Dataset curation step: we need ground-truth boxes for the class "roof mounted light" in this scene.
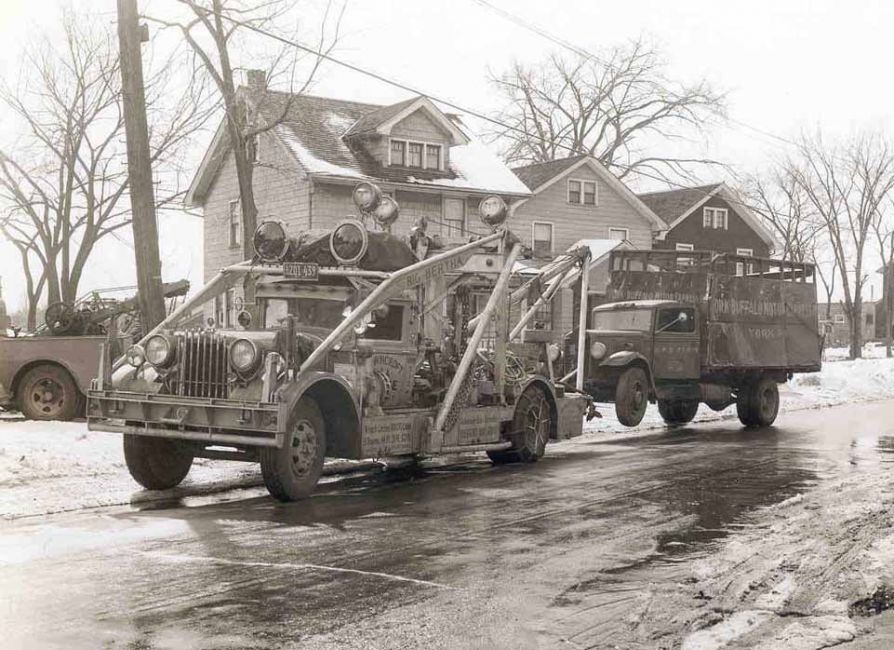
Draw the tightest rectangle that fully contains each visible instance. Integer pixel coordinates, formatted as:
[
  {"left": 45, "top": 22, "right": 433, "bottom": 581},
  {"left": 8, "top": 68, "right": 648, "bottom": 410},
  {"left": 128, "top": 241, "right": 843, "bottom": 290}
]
[
  {"left": 478, "top": 195, "right": 508, "bottom": 228},
  {"left": 372, "top": 195, "right": 400, "bottom": 228},
  {"left": 253, "top": 220, "right": 290, "bottom": 262},
  {"left": 330, "top": 219, "right": 368, "bottom": 266},
  {"left": 352, "top": 182, "right": 383, "bottom": 213}
]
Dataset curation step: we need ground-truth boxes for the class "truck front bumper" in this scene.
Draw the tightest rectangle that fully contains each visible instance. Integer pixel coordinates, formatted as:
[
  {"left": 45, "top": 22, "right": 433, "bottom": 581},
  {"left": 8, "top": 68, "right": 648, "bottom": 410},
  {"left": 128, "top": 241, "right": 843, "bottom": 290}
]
[{"left": 87, "top": 389, "right": 283, "bottom": 448}]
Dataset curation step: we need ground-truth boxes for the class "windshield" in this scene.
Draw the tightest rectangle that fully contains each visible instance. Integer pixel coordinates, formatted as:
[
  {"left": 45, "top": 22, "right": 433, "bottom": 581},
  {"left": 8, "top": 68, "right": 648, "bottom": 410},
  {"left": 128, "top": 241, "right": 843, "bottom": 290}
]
[
  {"left": 264, "top": 298, "right": 346, "bottom": 330},
  {"left": 591, "top": 309, "right": 652, "bottom": 332}
]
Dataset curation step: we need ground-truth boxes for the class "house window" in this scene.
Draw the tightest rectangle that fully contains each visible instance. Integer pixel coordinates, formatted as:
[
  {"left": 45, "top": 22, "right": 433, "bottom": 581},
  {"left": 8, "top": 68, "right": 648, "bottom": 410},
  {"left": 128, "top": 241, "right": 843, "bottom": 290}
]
[
  {"left": 703, "top": 207, "right": 728, "bottom": 230},
  {"left": 567, "top": 179, "right": 597, "bottom": 205},
  {"left": 531, "top": 300, "right": 553, "bottom": 330},
  {"left": 425, "top": 144, "right": 441, "bottom": 170},
  {"left": 248, "top": 133, "right": 260, "bottom": 164},
  {"left": 608, "top": 228, "right": 629, "bottom": 241},
  {"left": 391, "top": 140, "right": 406, "bottom": 166},
  {"left": 675, "top": 242, "right": 694, "bottom": 267},
  {"left": 532, "top": 222, "right": 554, "bottom": 257},
  {"left": 444, "top": 198, "right": 465, "bottom": 236},
  {"left": 735, "top": 248, "right": 753, "bottom": 277},
  {"left": 228, "top": 200, "right": 241, "bottom": 248},
  {"left": 834, "top": 314, "right": 846, "bottom": 324},
  {"left": 407, "top": 142, "right": 423, "bottom": 168}
]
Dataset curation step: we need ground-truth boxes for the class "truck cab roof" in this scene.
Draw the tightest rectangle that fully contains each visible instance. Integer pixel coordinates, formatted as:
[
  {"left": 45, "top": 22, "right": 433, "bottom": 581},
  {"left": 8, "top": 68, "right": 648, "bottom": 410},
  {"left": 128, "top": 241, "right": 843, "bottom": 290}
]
[{"left": 592, "top": 299, "right": 684, "bottom": 312}]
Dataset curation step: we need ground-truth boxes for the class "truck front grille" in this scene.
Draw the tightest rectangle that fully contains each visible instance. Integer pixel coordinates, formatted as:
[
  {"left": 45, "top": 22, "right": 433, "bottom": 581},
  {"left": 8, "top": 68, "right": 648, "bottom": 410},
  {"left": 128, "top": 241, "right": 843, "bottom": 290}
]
[{"left": 176, "top": 331, "right": 229, "bottom": 398}]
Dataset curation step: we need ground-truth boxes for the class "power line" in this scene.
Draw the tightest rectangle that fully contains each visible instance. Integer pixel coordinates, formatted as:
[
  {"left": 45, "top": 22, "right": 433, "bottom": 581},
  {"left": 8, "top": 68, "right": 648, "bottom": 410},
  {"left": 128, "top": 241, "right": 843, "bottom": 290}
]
[{"left": 209, "top": 12, "right": 850, "bottom": 237}]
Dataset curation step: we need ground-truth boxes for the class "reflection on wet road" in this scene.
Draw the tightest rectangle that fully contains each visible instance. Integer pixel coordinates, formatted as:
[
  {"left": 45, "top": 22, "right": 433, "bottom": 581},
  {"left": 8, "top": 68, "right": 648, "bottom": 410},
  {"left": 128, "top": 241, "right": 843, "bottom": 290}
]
[{"left": 3, "top": 401, "right": 894, "bottom": 649}]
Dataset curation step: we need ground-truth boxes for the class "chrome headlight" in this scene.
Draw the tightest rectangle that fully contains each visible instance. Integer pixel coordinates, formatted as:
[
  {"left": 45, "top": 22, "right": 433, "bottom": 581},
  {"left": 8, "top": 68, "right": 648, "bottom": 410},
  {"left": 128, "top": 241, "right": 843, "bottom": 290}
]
[
  {"left": 589, "top": 341, "right": 607, "bottom": 360},
  {"left": 126, "top": 344, "right": 146, "bottom": 368},
  {"left": 144, "top": 334, "right": 175, "bottom": 367},
  {"left": 330, "top": 219, "right": 368, "bottom": 265},
  {"left": 229, "top": 338, "right": 260, "bottom": 374}
]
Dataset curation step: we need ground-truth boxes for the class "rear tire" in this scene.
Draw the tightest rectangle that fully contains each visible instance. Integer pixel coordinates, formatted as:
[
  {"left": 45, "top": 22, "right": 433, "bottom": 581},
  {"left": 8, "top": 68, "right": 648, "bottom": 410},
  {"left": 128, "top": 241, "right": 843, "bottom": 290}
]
[
  {"left": 657, "top": 399, "right": 699, "bottom": 425},
  {"left": 488, "top": 384, "right": 551, "bottom": 465},
  {"left": 615, "top": 367, "right": 649, "bottom": 427},
  {"left": 736, "top": 378, "right": 779, "bottom": 427},
  {"left": 123, "top": 434, "right": 194, "bottom": 490},
  {"left": 17, "top": 364, "right": 81, "bottom": 421},
  {"left": 260, "top": 398, "right": 326, "bottom": 502}
]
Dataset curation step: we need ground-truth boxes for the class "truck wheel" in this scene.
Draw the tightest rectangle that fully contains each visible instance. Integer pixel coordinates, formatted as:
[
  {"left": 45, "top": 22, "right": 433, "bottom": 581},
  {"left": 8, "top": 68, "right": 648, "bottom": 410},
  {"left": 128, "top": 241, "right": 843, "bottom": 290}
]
[
  {"left": 123, "top": 434, "right": 194, "bottom": 490},
  {"left": 736, "top": 378, "right": 779, "bottom": 427},
  {"left": 615, "top": 367, "right": 649, "bottom": 427},
  {"left": 17, "top": 364, "right": 81, "bottom": 421},
  {"left": 657, "top": 399, "right": 699, "bottom": 425},
  {"left": 488, "top": 384, "right": 551, "bottom": 464},
  {"left": 260, "top": 398, "right": 326, "bottom": 502}
]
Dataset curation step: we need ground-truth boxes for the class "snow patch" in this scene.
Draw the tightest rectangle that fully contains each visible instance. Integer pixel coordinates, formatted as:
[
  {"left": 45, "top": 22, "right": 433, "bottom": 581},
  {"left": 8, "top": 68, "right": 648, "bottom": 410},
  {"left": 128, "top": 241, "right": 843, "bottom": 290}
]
[{"left": 682, "top": 610, "right": 772, "bottom": 650}]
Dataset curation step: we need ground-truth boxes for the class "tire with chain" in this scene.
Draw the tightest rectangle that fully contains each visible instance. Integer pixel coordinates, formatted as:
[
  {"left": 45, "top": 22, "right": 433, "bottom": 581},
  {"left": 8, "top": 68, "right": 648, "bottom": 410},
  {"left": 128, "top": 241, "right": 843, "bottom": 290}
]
[
  {"left": 657, "top": 399, "right": 699, "bottom": 425},
  {"left": 488, "top": 384, "right": 551, "bottom": 464},
  {"left": 123, "top": 434, "right": 193, "bottom": 490},
  {"left": 615, "top": 366, "right": 649, "bottom": 427},
  {"left": 260, "top": 397, "right": 326, "bottom": 502}
]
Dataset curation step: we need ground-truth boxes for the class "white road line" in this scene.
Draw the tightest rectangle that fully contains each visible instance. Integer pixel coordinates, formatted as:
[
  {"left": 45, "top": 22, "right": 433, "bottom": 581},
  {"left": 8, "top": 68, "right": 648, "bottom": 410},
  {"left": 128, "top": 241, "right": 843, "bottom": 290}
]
[{"left": 140, "top": 551, "right": 452, "bottom": 589}]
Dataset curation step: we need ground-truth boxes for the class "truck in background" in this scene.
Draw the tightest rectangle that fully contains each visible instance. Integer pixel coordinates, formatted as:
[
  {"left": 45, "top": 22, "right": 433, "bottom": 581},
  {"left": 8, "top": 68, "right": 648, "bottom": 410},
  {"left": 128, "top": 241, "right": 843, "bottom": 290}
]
[{"left": 568, "top": 249, "right": 821, "bottom": 428}]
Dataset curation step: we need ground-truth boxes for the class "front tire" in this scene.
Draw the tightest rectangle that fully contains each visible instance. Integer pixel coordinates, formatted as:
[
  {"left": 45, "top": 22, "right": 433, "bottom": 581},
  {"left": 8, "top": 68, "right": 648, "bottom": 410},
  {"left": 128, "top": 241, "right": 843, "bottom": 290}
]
[
  {"left": 260, "top": 398, "right": 326, "bottom": 502},
  {"left": 123, "top": 434, "right": 194, "bottom": 490},
  {"left": 488, "top": 384, "right": 551, "bottom": 464},
  {"left": 615, "top": 367, "right": 649, "bottom": 426},
  {"left": 736, "top": 378, "right": 779, "bottom": 427},
  {"left": 657, "top": 399, "right": 699, "bottom": 425},
  {"left": 17, "top": 364, "right": 81, "bottom": 421}
]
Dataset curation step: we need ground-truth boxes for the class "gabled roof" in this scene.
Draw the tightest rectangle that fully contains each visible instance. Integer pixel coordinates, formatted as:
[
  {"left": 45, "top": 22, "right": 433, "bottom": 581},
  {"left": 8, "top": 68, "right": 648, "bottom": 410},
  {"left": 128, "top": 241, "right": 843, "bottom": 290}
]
[
  {"left": 343, "top": 96, "right": 468, "bottom": 144},
  {"left": 186, "top": 91, "right": 528, "bottom": 207},
  {"left": 637, "top": 182, "right": 777, "bottom": 250},
  {"left": 510, "top": 155, "right": 666, "bottom": 231},
  {"left": 637, "top": 184, "right": 723, "bottom": 226}
]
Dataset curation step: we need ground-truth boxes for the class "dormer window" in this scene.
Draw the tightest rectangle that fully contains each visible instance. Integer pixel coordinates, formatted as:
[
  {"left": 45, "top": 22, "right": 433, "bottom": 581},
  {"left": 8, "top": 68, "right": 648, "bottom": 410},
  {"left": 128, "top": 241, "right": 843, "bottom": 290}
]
[{"left": 389, "top": 138, "right": 443, "bottom": 170}]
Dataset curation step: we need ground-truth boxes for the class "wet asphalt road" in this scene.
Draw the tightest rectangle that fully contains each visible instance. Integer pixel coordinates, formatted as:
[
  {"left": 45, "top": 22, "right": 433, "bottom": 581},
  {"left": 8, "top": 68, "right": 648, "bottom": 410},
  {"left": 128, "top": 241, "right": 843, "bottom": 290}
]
[{"left": 3, "top": 400, "right": 894, "bottom": 649}]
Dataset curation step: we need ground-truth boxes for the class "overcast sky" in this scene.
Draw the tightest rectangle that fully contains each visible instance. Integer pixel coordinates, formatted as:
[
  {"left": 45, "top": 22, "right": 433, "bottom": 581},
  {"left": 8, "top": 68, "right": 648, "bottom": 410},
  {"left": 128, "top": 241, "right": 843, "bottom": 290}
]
[{"left": 1, "top": 0, "right": 893, "bottom": 313}]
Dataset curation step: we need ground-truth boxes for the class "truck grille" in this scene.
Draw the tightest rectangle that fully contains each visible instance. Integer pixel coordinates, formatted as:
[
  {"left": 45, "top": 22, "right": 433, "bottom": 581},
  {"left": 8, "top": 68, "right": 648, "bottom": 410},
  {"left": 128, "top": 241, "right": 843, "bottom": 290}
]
[{"left": 176, "top": 331, "right": 229, "bottom": 398}]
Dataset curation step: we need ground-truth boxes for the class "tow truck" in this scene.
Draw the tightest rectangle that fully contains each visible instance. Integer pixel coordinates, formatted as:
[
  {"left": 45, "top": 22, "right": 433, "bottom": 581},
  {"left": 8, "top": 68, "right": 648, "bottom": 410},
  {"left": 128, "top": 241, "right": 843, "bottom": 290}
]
[{"left": 87, "top": 183, "right": 593, "bottom": 501}]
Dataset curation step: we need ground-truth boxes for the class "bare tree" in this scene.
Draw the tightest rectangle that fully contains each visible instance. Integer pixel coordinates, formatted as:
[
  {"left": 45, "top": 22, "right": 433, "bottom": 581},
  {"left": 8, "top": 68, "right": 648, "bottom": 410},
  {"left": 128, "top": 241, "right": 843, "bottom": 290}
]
[
  {"left": 0, "top": 10, "right": 214, "bottom": 329},
  {"left": 744, "top": 165, "right": 823, "bottom": 264},
  {"left": 487, "top": 39, "right": 727, "bottom": 182},
  {"left": 791, "top": 131, "right": 894, "bottom": 359},
  {"left": 147, "top": 0, "right": 344, "bottom": 259},
  {"left": 871, "top": 197, "right": 894, "bottom": 356}
]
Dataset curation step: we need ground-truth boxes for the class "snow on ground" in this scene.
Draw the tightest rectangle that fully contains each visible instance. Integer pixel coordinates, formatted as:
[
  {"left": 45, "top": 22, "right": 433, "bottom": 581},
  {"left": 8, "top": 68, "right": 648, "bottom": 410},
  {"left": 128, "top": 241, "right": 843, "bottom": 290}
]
[{"left": 2, "top": 354, "right": 894, "bottom": 520}]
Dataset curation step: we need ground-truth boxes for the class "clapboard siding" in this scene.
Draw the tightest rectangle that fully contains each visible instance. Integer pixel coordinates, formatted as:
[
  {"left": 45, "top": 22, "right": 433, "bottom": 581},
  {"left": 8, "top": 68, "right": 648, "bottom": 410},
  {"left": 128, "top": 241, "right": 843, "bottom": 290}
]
[
  {"left": 203, "top": 131, "right": 309, "bottom": 282},
  {"left": 653, "top": 195, "right": 771, "bottom": 256},
  {"left": 511, "top": 164, "right": 654, "bottom": 256}
]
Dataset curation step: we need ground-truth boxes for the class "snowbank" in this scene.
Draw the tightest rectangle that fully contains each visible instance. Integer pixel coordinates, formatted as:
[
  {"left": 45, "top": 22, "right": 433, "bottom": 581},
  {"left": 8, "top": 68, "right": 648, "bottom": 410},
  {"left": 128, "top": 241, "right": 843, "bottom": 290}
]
[{"left": 2, "top": 356, "right": 894, "bottom": 519}]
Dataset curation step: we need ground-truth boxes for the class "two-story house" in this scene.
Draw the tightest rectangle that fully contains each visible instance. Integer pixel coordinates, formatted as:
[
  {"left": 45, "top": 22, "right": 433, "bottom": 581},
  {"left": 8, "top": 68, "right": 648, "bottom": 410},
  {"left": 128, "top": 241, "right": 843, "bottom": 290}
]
[
  {"left": 185, "top": 72, "right": 530, "bottom": 326},
  {"left": 637, "top": 182, "right": 776, "bottom": 267},
  {"left": 509, "top": 154, "right": 666, "bottom": 343}
]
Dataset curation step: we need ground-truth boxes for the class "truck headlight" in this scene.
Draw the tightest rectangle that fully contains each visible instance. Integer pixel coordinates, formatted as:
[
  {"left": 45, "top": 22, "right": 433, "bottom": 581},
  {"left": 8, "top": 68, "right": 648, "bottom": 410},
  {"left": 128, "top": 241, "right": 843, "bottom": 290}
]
[
  {"left": 229, "top": 338, "right": 260, "bottom": 374},
  {"left": 145, "top": 334, "right": 175, "bottom": 368},
  {"left": 589, "top": 341, "right": 607, "bottom": 360}
]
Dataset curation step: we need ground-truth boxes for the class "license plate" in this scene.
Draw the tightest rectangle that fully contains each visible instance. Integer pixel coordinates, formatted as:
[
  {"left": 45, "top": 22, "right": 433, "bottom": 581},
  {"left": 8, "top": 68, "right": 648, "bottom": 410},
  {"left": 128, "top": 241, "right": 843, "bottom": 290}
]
[{"left": 283, "top": 262, "right": 319, "bottom": 281}]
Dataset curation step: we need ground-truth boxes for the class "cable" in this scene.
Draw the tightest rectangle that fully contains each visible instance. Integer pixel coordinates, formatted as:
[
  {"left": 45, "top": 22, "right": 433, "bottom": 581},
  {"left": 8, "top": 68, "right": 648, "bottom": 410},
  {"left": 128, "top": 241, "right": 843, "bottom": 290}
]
[{"left": 208, "top": 11, "right": 851, "bottom": 237}]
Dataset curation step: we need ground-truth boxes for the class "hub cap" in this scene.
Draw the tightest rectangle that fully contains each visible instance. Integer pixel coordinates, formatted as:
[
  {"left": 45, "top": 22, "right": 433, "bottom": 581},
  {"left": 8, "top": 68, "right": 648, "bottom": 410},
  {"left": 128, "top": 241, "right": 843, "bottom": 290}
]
[
  {"left": 30, "top": 378, "right": 66, "bottom": 417},
  {"left": 289, "top": 419, "right": 318, "bottom": 477}
]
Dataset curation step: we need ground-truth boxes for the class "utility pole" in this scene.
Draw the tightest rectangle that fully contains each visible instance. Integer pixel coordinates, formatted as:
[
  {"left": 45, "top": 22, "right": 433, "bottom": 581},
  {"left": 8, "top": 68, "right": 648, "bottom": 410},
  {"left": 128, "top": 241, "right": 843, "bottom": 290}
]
[{"left": 117, "top": 0, "right": 166, "bottom": 330}]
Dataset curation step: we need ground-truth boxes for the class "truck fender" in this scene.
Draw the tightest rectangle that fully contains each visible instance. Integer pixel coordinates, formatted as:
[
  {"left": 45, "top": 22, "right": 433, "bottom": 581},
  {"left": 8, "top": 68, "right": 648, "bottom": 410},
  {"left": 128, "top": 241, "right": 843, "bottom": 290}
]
[
  {"left": 517, "top": 375, "right": 559, "bottom": 439},
  {"left": 276, "top": 371, "right": 362, "bottom": 458},
  {"left": 599, "top": 352, "right": 657, "bottom": 394}
]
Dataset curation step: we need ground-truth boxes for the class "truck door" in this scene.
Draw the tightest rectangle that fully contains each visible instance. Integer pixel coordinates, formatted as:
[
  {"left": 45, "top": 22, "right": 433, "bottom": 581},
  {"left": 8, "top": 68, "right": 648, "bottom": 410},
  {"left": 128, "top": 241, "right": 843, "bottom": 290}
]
[{"left": 652, "top": 306, "right": 700, "bottom": 380}]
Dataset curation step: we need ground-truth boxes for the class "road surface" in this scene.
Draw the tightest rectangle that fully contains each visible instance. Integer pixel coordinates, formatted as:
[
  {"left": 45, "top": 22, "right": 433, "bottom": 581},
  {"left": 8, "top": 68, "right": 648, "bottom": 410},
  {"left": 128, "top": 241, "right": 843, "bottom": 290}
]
[{"left": 3, "top": 400, "right": 894, "bottom": 649}]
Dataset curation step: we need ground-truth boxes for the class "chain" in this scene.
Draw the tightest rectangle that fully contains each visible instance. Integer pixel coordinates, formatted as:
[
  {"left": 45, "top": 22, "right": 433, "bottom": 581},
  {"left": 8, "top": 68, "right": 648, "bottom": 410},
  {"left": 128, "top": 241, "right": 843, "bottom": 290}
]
[{"left": 441, "top": 287, "right": 474, "bottom": 434}]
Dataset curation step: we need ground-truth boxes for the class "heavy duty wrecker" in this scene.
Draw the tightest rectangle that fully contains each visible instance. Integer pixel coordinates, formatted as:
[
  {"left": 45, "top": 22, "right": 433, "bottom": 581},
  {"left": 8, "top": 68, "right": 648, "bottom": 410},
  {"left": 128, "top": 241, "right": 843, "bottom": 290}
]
[{"left": 87, "top": 183, "right": 593, "bottom": 501}]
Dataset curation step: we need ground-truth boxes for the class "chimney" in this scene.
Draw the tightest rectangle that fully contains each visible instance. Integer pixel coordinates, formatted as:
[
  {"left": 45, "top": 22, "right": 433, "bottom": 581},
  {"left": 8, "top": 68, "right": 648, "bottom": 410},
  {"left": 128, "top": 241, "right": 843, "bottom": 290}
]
[{"left": 244, "top": 69, "right": 267, "bottom": 92}]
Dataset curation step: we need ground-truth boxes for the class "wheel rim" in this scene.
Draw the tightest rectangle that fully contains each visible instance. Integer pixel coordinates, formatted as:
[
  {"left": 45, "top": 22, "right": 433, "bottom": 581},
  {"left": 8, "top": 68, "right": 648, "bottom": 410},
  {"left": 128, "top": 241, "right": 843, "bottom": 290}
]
[
  {"left": 631, "top": 381, "right": 646, "bottom": 414},
  {"left": 289, "top": 418, "right": 318, "bottom": 478},
  {"left": 29, "top": 377, "right": 66, "bottom": 417},
  {"left": 523, "top": 394, "right": 550, "bottom": 451}
]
